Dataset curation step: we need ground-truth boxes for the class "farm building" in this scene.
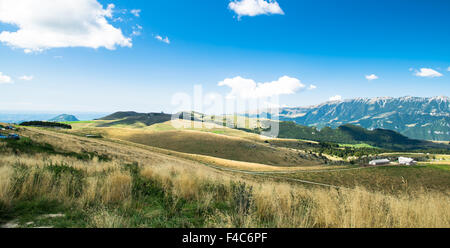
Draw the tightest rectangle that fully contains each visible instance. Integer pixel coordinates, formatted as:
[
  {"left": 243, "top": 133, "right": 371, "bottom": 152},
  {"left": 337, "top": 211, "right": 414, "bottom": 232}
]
[
  {"left": 369, "top": 159, "right": 390, "bottom": 166},
  {"left": 398, "top": 157, "right": 417, "bottom": 166}
]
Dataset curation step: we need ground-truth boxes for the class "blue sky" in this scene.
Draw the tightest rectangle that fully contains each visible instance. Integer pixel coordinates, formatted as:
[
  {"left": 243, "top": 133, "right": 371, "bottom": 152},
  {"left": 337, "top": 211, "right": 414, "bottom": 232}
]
[{"left": 0, "top": 0, "right": 449, "bottom": 114}]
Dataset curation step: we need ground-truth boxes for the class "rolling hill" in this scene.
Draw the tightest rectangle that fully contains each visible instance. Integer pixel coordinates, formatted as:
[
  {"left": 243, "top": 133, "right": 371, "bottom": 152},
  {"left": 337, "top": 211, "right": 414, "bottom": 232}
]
[
  {"left": 95, "top": 111, "right": 268, "bottom": 130},
  {"left": 87, "top": 111, "right": 449, "bottom": 152},
  {"left": 88, "top": 127, "right": 327, "bottom": 167},
  {"left": 2, "top": 125, "right": 449, "bottom": 228},
  {"left": 96, "top": 111, "right": 172, "bottom": 127}
]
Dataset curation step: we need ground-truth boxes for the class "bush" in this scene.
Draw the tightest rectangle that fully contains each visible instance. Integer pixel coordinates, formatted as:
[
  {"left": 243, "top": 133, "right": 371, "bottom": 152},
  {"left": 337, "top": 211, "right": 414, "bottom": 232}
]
[
  {"left": 20, "top": 121, "right": 72, "bottom": 129},
  {"left": 230, "top": 182, "right": 254, "bottom": 226}
]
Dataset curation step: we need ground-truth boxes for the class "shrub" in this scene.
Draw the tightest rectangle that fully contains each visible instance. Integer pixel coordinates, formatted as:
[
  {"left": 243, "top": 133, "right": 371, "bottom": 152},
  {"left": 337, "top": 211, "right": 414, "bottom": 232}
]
[{"left": 230, "top": 182, "right": 254, "bottom": 226}]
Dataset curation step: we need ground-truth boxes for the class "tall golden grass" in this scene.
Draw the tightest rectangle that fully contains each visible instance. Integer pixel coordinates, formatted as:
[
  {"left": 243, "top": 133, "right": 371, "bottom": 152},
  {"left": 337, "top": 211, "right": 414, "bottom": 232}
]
[
  {"left": 1, "top": 153, "right": 449, "bottom": 227},
  {"left": 0, "top": 127, "right": 449, "bottom": 228},
  {"left": 0, "top": 155, "right": 132, "bottom": 208}
]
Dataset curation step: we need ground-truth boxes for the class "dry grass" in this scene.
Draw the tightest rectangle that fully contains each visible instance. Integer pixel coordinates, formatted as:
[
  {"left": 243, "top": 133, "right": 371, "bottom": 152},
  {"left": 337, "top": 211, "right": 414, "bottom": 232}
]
[
  {"left": 109, "top": 135, "right": 338, "bottom": 172},
  {"left": 101, "top": 171, "right": 133, "bottom": 205},
  {"left": 205, "top": 182, "right": 450, "bottom": 228},
  {"left": 0, "top": 155, "right": 132, "bottom": 208},
  {"left": 70, "top": 119, "right": 265, "bottom": 141},
  {"left": 0, "top": 127, "right": 449, "bottom": 228},
  {"left": 68, "top": 123, "right": 338, "bottom": 171},
  {"left": 93, "top": 128, "right": 324, "bottom": 167},
  {"left": 88, "top": 209, "right": 130, "bottom": 228},
  {"left": 0, "top": 166, "right": 14, "bottom": 205}
]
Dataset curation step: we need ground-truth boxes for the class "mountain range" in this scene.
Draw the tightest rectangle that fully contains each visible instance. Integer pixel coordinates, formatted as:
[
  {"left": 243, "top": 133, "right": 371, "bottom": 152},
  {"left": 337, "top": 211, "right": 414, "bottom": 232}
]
[{"left": 273, "top": 96, "right": 450, "bottom": 141}]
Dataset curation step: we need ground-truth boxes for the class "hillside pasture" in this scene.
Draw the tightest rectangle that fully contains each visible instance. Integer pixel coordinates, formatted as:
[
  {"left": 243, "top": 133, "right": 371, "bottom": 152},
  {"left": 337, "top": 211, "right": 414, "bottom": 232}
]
[
  {"left": 0, "top": 127, "right": 449, "bottom": 228},
  {"left": 282, "top": 165, "right": 450, "bottom": 194},
  {"left": 98, "top": 128, "right": 325, "bottom": 167}
]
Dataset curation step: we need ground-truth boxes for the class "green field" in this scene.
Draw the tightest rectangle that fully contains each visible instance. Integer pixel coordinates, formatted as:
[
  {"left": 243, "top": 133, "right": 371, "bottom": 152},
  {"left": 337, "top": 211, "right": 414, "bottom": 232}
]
[
  {"left": 339, "top": 143, "right": 377, "bottom": 149},
  {"left": 424, "top": 163, "right": 450, "bottom": 171},
  {"left": 62, "top": 121, "right": 97, "bottom": 124}
]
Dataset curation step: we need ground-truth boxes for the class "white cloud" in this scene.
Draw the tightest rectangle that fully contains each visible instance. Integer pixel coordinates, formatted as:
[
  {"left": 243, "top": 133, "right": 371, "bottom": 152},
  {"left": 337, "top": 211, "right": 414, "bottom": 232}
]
[
  {"left": 414, "top": 68, "right": 443, "bottom": 78},
  {"left": 308, "top": 84, "right": 317, "bottom": 90},
  {"left": 0, "top": 72, "right": 12, "bottom": 84},
  {"left": 365, "top": 74, "right": 379, "bottom": 81},
  {"left": 329, "top": 95, "right": 342, "bottom": 101},
  {"left": 0, "top": 0, "right": 132, "bottom": 53},
  {"left": 447, "top": 66, "right": 450, "bottom": 72},
  {"left": 229, "top": 0, "right": 284, "bottom": 18},
  {"left": 19, "top": 75, "right": 33, "bottom": 81},
  {"left": 113, "top": 17, "right": 124, "bottom": 23},
  {"left": 131, "top": 25, "right": 143, "bottom": 37},
  {"left": 218, "top": 76, "right": 305, "bottom": 99},
  {"left": 130, "top": 9, "right": 141, "bottom": 17},
  {"left": 155, "top": 35, "right": 170, "bottom": 44}
]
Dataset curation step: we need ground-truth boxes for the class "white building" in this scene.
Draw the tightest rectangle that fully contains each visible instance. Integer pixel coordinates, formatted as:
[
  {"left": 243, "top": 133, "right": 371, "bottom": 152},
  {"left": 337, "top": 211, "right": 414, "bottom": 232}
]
[
  {"left": 369, "top": 159, "right": 390, "bottom": 166},
  {"left": 398, "top": 157, "right": 417, "bottom": 166}
]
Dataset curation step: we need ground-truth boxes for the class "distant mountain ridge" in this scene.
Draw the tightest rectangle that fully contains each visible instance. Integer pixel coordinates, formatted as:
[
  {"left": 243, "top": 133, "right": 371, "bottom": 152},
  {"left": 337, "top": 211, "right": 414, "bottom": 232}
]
[
  {"left": 48, "top": 114, "right": 79, "bottom": 122},
  {"left": 274, "top": 96, "right": 450, "bottom": 141},
  {"left": 97, "top": 111, "right": 172, "bottom": 127}
]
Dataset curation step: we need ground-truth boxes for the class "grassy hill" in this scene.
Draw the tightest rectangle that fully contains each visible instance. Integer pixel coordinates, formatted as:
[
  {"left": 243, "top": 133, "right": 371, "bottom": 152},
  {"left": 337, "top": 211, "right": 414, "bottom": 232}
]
[
  {"left": 0, "top": 125, "right": 449, "bottom": 228},
  {"left": 93, "top": 127, "right": 327, "bottom": 167},
  {"left": 70, "top": 111, "right": 449, "bottom": 159},
  {"left": 96, "top": 112, "right": 172, "bottom": 127},
  {"left": 97, "top": 111, "right": 270, "bottom": 129}
]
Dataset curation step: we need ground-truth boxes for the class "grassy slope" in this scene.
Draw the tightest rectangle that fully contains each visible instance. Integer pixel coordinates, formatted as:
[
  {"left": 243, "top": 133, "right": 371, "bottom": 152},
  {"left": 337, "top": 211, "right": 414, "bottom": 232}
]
[
  {"left": 339, "top": 143, "right": 377, "bottom": 149},
  {"left": 68, "top": 119, "right": 329, "bottom": 167},
  {"left": 1, "top": 126, "right": 449, "bottom": 228},
  {"left": 99, "top": 128, "right": 323, "bottom": 167},
  {"left": 66, "top": 119, "right": 450, "bottom": 193},
  {"left": 67, "top": 121, "right": 450, "bottom": 193},
  {"left": 283, "top": 165, "right": 450, "bottom": 194},
  {"left": 0, "top": 127, "right": 235, "bottom": 228},
  {"left": 70, "top": 111, "right": 450, "bottom": 151}
]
